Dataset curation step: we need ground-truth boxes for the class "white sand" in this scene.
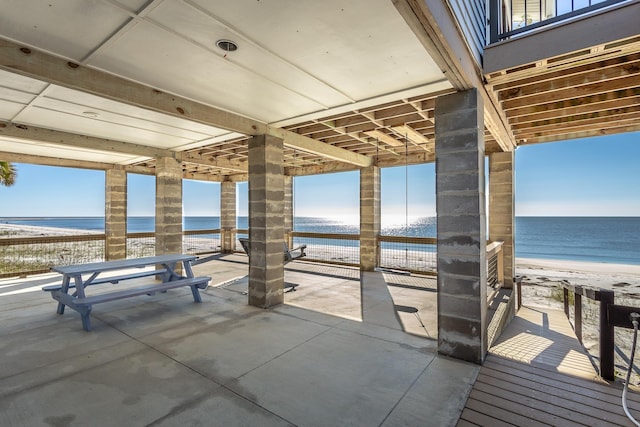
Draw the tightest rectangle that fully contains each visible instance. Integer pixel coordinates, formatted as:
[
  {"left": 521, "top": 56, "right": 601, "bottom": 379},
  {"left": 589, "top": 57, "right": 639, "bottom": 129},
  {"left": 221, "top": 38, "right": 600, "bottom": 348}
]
[
  {"left": 517, "top": 257, "right": 640, "bottom": 292},
  {"left": 0, "top": 223, "right": 102, "bottom": 237}
]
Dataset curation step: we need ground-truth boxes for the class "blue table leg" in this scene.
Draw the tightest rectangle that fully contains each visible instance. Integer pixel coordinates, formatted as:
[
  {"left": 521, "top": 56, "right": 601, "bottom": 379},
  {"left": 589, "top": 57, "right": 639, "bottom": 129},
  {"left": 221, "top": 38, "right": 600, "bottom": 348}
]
[{"left": 57, "top": 276, "right": 70, "bottom": 314}]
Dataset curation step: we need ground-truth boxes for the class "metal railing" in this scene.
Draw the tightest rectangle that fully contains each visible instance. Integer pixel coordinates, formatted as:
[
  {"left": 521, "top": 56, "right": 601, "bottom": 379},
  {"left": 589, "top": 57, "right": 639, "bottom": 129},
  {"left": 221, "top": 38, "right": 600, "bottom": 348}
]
[
  {"left": 0, "top": 234, "right": 106, "bottom": 278},
  {"left": 487, "top": 241, "right": 505, "bottom": 300},
  {"left": 489, "top": 0, "right": 627, "bottom": 42},
  {"left": 0, "top": 229, "right": 223, "bottom": 277},
  {"left": 378, "top": 235, "right": 437, "bottom": 275},
  {"left": 290, "top": 232, "right": 360, "bottom": 267},
  {"left": 1, "top": 229, "right": 506, "bottom": 291}
]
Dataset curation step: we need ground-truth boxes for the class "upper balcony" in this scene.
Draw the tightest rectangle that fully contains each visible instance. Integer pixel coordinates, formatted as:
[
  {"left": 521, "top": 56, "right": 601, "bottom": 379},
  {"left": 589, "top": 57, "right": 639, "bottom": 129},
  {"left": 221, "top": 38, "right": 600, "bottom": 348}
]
[{"left": 489, "top": 0, "right": 632, "bottom": 43}]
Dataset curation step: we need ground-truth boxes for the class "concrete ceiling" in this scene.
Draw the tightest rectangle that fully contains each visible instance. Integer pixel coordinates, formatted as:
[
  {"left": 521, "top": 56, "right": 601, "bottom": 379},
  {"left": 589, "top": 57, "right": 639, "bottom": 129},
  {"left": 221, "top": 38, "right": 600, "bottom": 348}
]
[{"left": 0, "top": 0, "right": 451, "bottom": 167}]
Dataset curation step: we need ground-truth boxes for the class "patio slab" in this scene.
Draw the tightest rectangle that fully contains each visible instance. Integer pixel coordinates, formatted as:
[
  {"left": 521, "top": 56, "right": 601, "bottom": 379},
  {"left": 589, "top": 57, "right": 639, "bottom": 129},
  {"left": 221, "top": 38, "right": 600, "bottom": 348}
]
[{"left": 0, "top": 257, "right": 478, "bottom": 426}]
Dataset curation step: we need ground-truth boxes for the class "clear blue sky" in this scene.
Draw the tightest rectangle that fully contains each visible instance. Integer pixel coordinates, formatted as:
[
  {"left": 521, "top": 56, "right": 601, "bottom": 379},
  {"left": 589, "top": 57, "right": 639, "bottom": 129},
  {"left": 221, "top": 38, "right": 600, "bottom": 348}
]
[{"left": 1, "top": 132, "right": 638, "bottom": 218}]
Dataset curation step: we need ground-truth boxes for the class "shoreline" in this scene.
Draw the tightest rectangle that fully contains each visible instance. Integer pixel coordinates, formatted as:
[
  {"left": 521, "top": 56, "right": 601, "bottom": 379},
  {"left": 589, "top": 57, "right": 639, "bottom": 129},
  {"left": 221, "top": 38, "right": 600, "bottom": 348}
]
[{"left": 3, "top": 223, "right": 640, "bottom": 289}]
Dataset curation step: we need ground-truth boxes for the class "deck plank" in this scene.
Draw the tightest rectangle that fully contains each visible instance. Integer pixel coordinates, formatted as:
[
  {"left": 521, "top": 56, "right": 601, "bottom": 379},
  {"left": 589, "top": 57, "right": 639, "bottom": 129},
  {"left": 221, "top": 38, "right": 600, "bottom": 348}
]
[{"left": 457, "top": 305, "right": 640, "bottom": 426}]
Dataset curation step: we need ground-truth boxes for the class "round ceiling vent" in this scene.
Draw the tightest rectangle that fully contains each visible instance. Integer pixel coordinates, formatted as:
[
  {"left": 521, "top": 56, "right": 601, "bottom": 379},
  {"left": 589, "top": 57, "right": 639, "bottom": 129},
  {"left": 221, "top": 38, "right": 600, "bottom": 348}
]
[{"left": 216, "top": 39, "right": 238, "bottom": 52}]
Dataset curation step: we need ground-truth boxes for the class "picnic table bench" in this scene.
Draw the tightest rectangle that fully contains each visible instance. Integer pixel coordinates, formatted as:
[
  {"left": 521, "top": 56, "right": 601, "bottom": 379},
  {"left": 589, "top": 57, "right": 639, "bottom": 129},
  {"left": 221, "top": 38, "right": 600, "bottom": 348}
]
[{"left": 43, "top": 254, "right": 210, "bottom": 331}]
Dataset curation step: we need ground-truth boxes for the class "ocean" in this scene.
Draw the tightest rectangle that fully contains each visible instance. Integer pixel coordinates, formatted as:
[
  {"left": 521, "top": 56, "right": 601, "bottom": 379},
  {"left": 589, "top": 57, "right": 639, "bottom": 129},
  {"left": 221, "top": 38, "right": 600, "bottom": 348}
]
[{"left": 1, "top": 216, "right": 638, "bottom": 265}]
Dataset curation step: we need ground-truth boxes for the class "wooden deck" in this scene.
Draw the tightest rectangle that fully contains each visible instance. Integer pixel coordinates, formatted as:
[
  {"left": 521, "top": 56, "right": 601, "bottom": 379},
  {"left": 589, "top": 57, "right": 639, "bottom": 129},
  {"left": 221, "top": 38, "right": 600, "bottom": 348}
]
[{"left": 458, "top": 306, "right": 640, "bottom": 426}]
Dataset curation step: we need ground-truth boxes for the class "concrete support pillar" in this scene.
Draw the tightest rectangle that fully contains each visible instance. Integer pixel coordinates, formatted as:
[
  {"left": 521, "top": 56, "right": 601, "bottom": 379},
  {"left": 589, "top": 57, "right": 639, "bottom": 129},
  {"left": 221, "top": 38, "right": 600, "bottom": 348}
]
[
  {"left": 284, "top": 175, "right": 294, "bottom": 248},
  {"left": 360, "top": 166, "right": 381, "bottom": 271},
  {"left": 105, "top": 168, "right": 127, "bottom": 260},
  {"left": 435, "top": 89, "right": 487, "bottom": 364},
  {"left": 248, "top": 134, "right": 285, "bottom": 308},
  {"left": 220, "top": 180, "right": 237, "bottom": 253},
  {"left": 489, "top": 151, "right": 515, "bottom": 289},
  {"left": 155, "top": 157, "right": 182, "bottom": 255}
]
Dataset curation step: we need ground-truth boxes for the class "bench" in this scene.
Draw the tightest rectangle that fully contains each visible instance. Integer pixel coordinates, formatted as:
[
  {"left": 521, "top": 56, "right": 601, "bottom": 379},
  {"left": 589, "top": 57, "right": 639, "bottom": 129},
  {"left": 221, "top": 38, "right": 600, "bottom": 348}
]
[
  {"left": 45, "top": 254, "right": 209, "bottom": 331},
  {"left": 238, "top": 238, "right": 307, "bottom": 263},
  {"left": 237, "top": 238, "right": 305, "bottom": 292},
  {"left": 42, "top": 268, "right": 169, "bottom": 292}
]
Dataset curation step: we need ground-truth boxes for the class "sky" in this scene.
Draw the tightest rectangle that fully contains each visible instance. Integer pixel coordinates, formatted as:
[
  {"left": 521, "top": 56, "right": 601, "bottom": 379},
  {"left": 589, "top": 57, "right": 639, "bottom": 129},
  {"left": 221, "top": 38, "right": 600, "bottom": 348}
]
[{"left": 0, "top": 132, "right": 638, "bottom": 218}]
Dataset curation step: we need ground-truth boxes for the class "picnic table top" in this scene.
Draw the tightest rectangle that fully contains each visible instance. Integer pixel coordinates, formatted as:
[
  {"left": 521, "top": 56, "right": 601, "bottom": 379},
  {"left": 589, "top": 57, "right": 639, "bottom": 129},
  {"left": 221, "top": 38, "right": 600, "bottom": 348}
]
[{"left": 51, "top": 254, "right": 196, "bottom": 275}]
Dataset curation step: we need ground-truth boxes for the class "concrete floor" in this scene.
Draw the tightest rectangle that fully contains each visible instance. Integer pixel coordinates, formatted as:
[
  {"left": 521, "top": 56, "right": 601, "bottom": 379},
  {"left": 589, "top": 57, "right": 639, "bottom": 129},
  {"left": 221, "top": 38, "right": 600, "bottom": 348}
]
[{"left": 0, "top": 255, "right": 478, "bottom": 427}]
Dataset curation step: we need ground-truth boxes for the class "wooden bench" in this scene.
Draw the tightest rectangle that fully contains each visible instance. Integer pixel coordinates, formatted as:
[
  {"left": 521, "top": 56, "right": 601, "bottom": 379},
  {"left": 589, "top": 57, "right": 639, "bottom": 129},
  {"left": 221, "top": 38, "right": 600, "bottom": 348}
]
[{"left": 45, "top": 254, "right": 210, "bottom": 331}]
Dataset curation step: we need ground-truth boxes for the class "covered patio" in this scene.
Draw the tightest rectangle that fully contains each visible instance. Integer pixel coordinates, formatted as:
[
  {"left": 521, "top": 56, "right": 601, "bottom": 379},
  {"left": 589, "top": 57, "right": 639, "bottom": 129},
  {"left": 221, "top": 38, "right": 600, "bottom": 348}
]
[{"left": 0, "top": 256, "right": 473, "bottom": 426}]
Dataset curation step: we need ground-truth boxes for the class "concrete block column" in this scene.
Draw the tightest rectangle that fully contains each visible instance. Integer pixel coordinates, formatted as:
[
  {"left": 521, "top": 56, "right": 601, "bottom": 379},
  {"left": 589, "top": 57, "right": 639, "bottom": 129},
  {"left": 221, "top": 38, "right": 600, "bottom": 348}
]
[
  {"left": 155, "top": 156, "right": 182, "bottom": 256},
  {"left": 284, "top": 175, "right": 294, "bottom": 248},
  {"left": 105, "top": 168, "right": 127, "bottom": 260},
  {"left": 220, "top": 180, "right": 236, "bottom": 253},
  {"left": 360, "top": 166, "right": 381, "bottom": 271},
  {"left": 435, "top": 89, "right": 487, "bottom": 364},
  {"left": 248, "top": 134, "right": 285, "bottom": 308},
  {"left": 489, "top": 151, "right": 515, "bottom": 289}
]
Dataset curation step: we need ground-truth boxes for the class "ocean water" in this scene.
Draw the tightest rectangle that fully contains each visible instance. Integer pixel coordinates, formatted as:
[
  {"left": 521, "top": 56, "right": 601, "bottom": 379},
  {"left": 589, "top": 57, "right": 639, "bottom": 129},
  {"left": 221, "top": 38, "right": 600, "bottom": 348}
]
[{"left": 1, "top": 216, "right": 639, "bottom": 265}]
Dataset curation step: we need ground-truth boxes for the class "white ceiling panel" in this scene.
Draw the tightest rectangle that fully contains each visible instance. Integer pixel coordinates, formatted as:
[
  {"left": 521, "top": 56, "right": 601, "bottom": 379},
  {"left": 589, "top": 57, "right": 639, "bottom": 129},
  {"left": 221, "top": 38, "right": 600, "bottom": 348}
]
[
  {"left": 0, "top": 69, "right": 49, "bottom": 94},
  {"left": 0, "top": 99, "right": 27, "bottom": 120},
  {"left": 16, "top": 106, "right": 196, "bottom": 149},
  {"left": 0, "top": 0, "right": 139, "bottom": 61},
  {"left": 0, "top": 136, "right": 139, "bottom": 164},
  {"left": 88, "top": 20, "right": 328, "bottom": 123},
  {"left": 146, "top": 0, "right": 354, "bottom": 107},
  {"left": 43, "top": 86, "right": 232, "bottom": 137},
  {"left": 30, "top": 97, "right": 213, "bottom": 142},
  {"left": 189, "top": 0, "right": 445, "bottom": 100},
  {"left": 0, "top": 86, "right": 38, "bottom": 105}
]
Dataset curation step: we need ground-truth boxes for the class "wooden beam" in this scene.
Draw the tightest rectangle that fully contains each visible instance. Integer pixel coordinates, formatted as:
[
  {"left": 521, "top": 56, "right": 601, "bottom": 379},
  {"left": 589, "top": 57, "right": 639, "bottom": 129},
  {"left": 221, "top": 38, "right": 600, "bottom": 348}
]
[
  {"left": 364, "top": 130, "right": 404, "bottom": 147},
  {"left": 268, "top": 127, "right": 372, "bottom": 167},
  {"left": 0, "top": 150, "right": 153, "bottom": 173},
  {"left": 180, "top": 153, "right": 247, "bottom": 172},
  {"left": 0, "top": 121, "right": 175, "bottom": 158},
  {"left": 391, "top": 124, "right": 431, "bottom": 145},
  {"left": 501, "top": 75, "right": 640, "bottom": 111},
  {"left": 393, "top": 0, "right": 516, "bottom": 152},
  {"left": 0, "top": 38, "right": 371, "bottom": 168},
  {"left": 498, "top": 59, "right": 640, "bottom": 102},
  {"left": 520, "top": 123, "right": 640, "bottom": 145}
]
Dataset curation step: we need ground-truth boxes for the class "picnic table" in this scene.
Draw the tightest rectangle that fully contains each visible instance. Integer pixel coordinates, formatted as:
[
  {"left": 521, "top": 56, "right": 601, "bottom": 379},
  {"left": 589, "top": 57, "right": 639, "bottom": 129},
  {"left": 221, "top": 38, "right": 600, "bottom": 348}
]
[{"left": 44, "top": 254, "right": 210, "bottom": 331}]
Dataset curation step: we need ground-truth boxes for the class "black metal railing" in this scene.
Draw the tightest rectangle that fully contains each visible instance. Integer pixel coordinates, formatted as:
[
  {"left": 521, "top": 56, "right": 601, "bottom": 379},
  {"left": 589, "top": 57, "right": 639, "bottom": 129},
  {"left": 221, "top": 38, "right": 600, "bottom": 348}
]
[{"left": 490, "top": 0, "right": 627, "bottom": 42}]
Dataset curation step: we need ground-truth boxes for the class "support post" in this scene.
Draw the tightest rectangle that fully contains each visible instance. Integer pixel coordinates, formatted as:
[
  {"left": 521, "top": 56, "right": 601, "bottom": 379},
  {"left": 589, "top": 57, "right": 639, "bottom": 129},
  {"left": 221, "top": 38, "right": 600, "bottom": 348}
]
[
  {"left": 360, "top": 166, "right": 381, "bottom": 271},
  {"left": 600, "top": 290, "right": 615, "bottom": 380},
  {"left": 489, "top": 151, "right": 515, "bottom": 289},
  {"left": 248, "top": 134, "right": 285, "bottom": 308},
  {"left": 575, "top": 292, "right": 583, "bottom": 344},
  {"left": 155, "top": 157, "right": 182, "bottom": 256},
  {"left": 220, "top": 180, "right": 236, "bottom": 253},
  {"left": 105, "top": 168, "right": 127, "bottom": 260},
  {"left": 284, "top": 175, "right": 294, "bottom": 248},
  {"left": 435, "top": 89, "right": 487, "bottom": 364}
]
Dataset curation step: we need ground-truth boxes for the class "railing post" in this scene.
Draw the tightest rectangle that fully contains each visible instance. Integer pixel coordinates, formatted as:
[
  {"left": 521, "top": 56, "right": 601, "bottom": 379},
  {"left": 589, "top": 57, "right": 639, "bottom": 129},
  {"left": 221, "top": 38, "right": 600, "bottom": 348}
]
[
  {"left": 600, "top": 289, "right": 615, "bottom": 381},
  {"left": 489, "top": 0, "right": 500, "bottom": 43},
  {"left": 516, "top": 277, "right": 522, "bottom": 309},
  {"left": 575, "top": 291, "right": 582, "bottom": 344},
  {"left": 563, "top": 288, "right": 569, "bottom": 317}
]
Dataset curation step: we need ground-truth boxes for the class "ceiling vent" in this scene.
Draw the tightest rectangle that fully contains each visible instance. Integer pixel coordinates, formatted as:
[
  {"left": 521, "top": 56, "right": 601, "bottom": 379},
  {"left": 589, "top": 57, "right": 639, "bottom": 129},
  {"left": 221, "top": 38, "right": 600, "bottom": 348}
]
[{"left": 216, "top": 39, "right": 238, "bottom": 52}]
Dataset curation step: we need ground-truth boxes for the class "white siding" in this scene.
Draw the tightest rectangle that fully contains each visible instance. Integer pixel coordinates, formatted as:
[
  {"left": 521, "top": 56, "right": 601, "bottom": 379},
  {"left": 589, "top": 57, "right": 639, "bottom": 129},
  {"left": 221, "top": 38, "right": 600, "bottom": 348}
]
[{"left": 448, "top": 0, "right": 486, "bottom": 66}]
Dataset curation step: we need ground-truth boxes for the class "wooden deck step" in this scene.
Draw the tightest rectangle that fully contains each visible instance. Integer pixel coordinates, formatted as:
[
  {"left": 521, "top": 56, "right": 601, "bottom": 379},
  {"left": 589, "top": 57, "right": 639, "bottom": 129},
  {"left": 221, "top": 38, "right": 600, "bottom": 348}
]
[{"left": 457, "top": 305, "right": 640, "bottom": 426}]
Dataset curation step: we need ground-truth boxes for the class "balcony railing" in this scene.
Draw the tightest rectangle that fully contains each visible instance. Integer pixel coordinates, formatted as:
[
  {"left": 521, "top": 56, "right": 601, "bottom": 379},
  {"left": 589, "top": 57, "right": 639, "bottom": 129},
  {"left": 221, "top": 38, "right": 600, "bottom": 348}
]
[
  {"left": 489, "top": 0, "right": 628, "bottom": 42},
  {"left": 1, "top": 230, "right": 504, "bottom": 292}
]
